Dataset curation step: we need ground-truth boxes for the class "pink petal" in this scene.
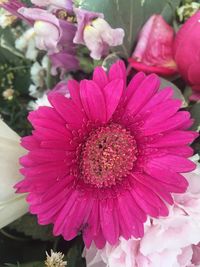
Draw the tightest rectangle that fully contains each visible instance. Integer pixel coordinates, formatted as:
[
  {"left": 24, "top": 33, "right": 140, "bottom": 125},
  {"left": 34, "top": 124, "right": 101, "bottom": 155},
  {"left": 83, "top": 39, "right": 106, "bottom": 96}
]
[
  {"left": 93, "top": 67, "right": 108, "bottom": 88},
  {"left": 67, "top": 79, "right": 83, "bottom": 109},
  {"left": 117, "top": 194, "right": 145, "bottom": 238},
  {"left": 125, "top": 72, "right": 146, "bottom": 101},
  {"left": 148, "top": 130, "right": 198, "bottom": 147},
  {"left": 63, "top": 196, "right": 94, "bottom": 240},
  {"left": 53, "top": 190, "right": 79, "bottom": 236},
  {"left": 40, "top": 140, "right": 76, "bottom": 151},
  {"left": 149, "top": 155, "right": 196, "bottom": 173},
  {"left": 131, "top": 181, "right": 168, "bottom": 217},
  {"left": 100, "top": 199, "right": 119, "bottom": 245},
  {"left": 142, "top": 111, "right": 191, "bottom": 136},
  {"left": 144, "top": 161, "right": 188, "bottom": 191},
  {"left": 93, "top": 227, "right": 106, "bottom": 249},
  {"left": 140, "top": 87, "right": 174, "bottom": 113},
  {"left": 21, "top": 136, "right": 39, "bottom": 150},
  {"left": 102, "top": 79, "right": 124, "bottom": 121},
  {"left": 143, "top": 99, "right": 182, "bottom": 127},
  {"left": 80, "top": 80, "right": 107, "bottom": 123},
  {"left": 125, "top": 74, "right": 160, "bottom": 116},
  {"left": 108, "top": 60, "right": 126, "bottom": 82},
  {"left": 48, "top": 93, "right": 85, "bottom": 128},
  {"left": 131, "top": 173, "right": 173, "bottom": 204}
]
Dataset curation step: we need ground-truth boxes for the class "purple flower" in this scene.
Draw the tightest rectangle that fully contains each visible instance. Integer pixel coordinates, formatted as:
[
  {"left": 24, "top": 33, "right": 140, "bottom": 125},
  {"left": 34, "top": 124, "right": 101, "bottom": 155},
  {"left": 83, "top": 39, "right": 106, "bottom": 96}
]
[
  {"left": 0, "top": 0, "right": 32, "bottom": 24},
  {"left": 74, "top": 8, "right": 125, "bottom": 60},
  {"left": 18, "top": 7, "right": 76, "bottom": 55},
  {"left": 30, "top": 0, "right": 73, "bottom": 11}
]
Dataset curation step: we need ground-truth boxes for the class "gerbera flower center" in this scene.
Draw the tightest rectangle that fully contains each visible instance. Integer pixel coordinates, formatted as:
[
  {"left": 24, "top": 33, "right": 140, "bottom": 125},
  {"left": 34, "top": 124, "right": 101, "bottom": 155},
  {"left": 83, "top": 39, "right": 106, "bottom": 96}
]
[{"left": 81, "top": 124, "right": 138, "bottom": 188}]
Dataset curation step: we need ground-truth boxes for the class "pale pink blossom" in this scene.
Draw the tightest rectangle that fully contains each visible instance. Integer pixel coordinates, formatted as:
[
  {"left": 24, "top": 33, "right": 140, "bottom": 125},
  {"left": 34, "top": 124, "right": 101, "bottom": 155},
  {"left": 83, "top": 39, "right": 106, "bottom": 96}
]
[
  {"left": 74, "top": 8, "right": 125, "bottom": 60},
  {"left": 31, "top": 0, "right": 72, "bottom": 11}
]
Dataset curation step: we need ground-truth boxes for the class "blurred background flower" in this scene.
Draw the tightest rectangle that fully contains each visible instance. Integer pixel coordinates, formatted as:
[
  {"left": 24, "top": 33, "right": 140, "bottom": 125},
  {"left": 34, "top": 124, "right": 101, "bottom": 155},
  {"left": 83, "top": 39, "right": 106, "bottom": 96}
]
[
  {"left": 129, "top": 15, "right": 177, "bottom": 76},
  {"left": 0, "top": 119, "right": 27, "bottom": 229},
  {"left": 174, "top": 10, "right": 200, "bottom": 101}
]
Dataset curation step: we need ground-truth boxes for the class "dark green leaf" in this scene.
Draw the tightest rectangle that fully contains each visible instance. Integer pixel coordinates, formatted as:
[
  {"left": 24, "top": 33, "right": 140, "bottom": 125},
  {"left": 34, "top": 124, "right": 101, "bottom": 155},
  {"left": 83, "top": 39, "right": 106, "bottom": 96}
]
[
  {"left": 159, "top": 77, "right": 186, "bottom": 106},
  {"left": 190, "top": 102, "right": 200, "bottom": 131},
  {"left": 8, "top": 214, "right": 54, "bottom": 242}
]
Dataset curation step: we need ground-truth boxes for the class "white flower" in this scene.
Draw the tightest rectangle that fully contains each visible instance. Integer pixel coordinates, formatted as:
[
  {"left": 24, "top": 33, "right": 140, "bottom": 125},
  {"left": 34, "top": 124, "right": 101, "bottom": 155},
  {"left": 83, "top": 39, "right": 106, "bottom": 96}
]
[
  {"left": 45, "top": 250, "right": 67, "bottom": 267},
  {"left": 15, "top": 28, "right": 38, "bottom": 60},
  {"left": 0, "top": 8, "right": 17, "bottom": 29},
  {"left": 29, "top": 56, "right": 48, "bottom": 89},
  {"left": 0, "top": 119, "right": 28, "bottom": 228}
]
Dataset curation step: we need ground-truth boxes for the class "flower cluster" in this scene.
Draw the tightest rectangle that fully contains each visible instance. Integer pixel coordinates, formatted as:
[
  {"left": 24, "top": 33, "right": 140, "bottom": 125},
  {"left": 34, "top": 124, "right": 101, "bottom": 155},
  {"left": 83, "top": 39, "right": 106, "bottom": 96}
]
[
  {"left": 86, "top": 155, "right": 200, "bottom": 267},
  {"left": 0, "top": 0, "right": 124, "bottom": 76},
  {"left": 0, "top": 1, "right": 200, "bottom": 266}
]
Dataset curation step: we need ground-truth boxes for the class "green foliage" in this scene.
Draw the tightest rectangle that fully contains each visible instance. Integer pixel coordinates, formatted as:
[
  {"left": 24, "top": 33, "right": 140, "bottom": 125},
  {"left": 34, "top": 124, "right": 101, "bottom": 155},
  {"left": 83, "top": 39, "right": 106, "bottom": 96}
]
[
  {"left": 76, "top": 0, "right": 181, "bottom": 58},
  {"left": 159, "top": 77, "right": 186, "bottom": 105},
  {"left": 8, "top": 214, "right": 54, "bottom": 242},
  {"left": 190, "top": 102, "right": 200, "bottom": 131},
  {"left": 0, "top": 26, "right": 32, "bottom": 136}
]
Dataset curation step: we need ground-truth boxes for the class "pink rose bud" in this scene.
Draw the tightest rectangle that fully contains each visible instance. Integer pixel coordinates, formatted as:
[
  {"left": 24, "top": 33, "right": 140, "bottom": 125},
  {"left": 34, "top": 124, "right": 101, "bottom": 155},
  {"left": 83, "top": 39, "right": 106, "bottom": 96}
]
[
  {"left": 129, "top": 15, "right": 177, "bottom": 76},
  {"left": 174, "top": 11, "right": 200, "bottom": 100}
]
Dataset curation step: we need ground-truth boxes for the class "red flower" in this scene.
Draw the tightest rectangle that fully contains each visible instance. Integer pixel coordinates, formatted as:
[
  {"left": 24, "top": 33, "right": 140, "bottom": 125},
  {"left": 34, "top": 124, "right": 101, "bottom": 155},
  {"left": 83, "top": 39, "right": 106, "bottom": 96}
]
[
  {"left": 174, "top": 11, "right": 200, "bottom": 100},
  {"left": 129, "top": 15, "right": 177, "bottom": 76}
]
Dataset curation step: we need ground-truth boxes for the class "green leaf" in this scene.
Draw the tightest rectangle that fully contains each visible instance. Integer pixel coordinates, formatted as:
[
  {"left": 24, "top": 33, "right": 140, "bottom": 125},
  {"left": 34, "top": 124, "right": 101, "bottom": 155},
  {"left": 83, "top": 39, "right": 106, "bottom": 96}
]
[
  {"left": 8, "top": 214, "right": 54, "bottom": 242},
  {"left": 190, "top": 102, "right": 200, "bottom": 131},
  {"left": 102, "top": 53, "right": 120, "bottom": 71},
  {"left": 159, "top": 77, "right": 186, "bottom": 107},
  {"left": 76, "top": 0, "right": 181, "bottom": 58},
  {"left": 5, "top": 262, "right": 44, "bottom": 267}
]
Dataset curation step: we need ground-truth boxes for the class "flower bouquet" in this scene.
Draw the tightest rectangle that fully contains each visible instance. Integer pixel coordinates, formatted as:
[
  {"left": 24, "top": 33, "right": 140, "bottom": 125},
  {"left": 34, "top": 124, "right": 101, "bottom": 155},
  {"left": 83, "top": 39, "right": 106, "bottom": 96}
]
[{"left": 0, "top": 0, "right": 200, "bottom": 266}]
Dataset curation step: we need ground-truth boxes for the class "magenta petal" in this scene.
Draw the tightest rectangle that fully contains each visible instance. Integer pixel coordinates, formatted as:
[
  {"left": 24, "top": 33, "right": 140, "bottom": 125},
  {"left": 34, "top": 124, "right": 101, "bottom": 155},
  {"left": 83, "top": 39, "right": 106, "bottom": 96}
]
[
  {"left": 40, "top": 140, "right": 76, "bottom": 151},
  {"left": 53, "top": 190, "right": 79, "bottom": 236},
  {"left": 103, "top": 79, "right": 124, "bottom": 121},
  {"left": 117, "top": 194, "right": 145, "bottom": 238},
  {"left": 32, "top": 126, "right": 72, "bottom": 141},
  {"left": 21, "top": 136, "right": 39, "bottom": 150},
  {"left": 131, "top": 181, "right": 168, "bottom": 217},
  {"left": 63, "top": 197, "right": 94, "bottom": 240},
  {"left": 144, "top": 162, "right": 188, "bottom": 191},
  {"left": 100, "top": 199, "right": 119, "bottom": 245},
  {"left": 148, "top": 130, "right": 198, "bottom": 147},
  {"left": 67, "top": 79, "right": 83, "bottom": 109},
  {"left": 131, "top": 173, "right": 173, "bottom": 204},
  {"left": 108, "top": 60, "right": 126, "bottom": 82},
  {"left": 93, "top": 67, "right": 108, "bottom": 88},
  {"left": 143, "top": 99, "right": 182, "bottom": 127},
  {"left": 140, "top": 87, "right": 174, "bottom": 113},
  {"left": 48, "top": 93, "right": 85, "bottom": 128},
  {"left": 165, "top": 146, "right": 194, "bottom": 157},
  {"left": 142, "top": 111, "right": 191, "bottom": 136},
  {"left": 32, "top": 106, "right": 65, "bottom": 124},
  {"left": 149, "top": 155, "right": 196, "bottom": 173},
  {"left": 93, "top": 227, "right": 106, "bottom": 249},
  {"left": 125, "top": 74, "right": 160, "bottom": 115},
  {"left": 80, "top": 80, "right": 107, "bottom": 123},
  {"left": 125, "top": 72, "right": 146, "bottom": 101}
]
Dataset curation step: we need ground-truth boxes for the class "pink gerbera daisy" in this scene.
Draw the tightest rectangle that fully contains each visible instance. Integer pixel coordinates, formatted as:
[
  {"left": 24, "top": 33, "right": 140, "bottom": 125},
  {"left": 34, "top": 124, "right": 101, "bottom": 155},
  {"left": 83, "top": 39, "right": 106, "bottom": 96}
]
[{"left": 15, "top": 60, "right": 197, "bottom": 249}]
